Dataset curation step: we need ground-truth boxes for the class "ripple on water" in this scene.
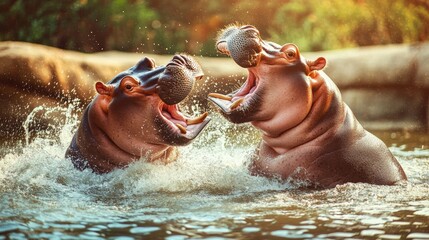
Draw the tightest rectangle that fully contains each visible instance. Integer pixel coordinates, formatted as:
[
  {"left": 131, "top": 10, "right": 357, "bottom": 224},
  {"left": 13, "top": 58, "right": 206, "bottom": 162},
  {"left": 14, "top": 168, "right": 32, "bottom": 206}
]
[
  {"left": 414, "top": 208, "right": 429, "bottom": 217},
  {"left": 165, "top": 235, "right": 188, "bottom": 240},
  {"left": 241, "top": 227, "right": 260, "bottom": 233},
  {"left": 0, "top": 222, "right": 26, "bottom": 234},
  {"left": 271, "top": 230, "right": 313, "bottom": 239},
  {"left": 107, "top": 223, "right": 137, "bottom": 229},
  {"left": 282, "top": 224, "right": 317, "bottom": 230},
  {"left": 378, "top": 234, "right": 402, "bottom": 240},
  {"left": 197, "top": 226, "right": 231, "bottom": 234},
  {"left": 407, "top": 233, "right": 429, "bottom": 239},
  {"left": 360, "top": 229, "right": 385, "bottom": 237},
  {"left": 129, "top": 226, "right": 161, "bottom": 234}
]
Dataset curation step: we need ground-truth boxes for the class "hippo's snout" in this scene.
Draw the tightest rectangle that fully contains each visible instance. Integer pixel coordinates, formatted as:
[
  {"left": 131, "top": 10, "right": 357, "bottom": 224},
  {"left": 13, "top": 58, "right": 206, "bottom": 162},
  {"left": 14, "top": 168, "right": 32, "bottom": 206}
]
[
  {"left": 216, "top": 25, "right": 262, "bottom": 68},
  {"left": 158, "top": 55, "right": 203, "bottom": 105}
]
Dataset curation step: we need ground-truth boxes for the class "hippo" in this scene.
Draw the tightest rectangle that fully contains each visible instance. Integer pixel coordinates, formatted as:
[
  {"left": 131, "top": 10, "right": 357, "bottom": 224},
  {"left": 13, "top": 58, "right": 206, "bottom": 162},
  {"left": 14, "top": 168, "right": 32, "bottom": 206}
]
[
  {"left": 66, "top": 55, "right": 210, "bottom": 173},
  {"left": 208, "top": 25, "right": 407, "bottom": 188}
]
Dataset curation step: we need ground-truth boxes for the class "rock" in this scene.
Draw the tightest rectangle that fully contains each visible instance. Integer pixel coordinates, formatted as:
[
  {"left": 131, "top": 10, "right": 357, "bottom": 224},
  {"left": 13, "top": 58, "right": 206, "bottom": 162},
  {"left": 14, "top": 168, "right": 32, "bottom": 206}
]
[
  {"left": 309, "top": 44, "right": 418, "bottom": 88},
  {"left": 342, "top": 88, "right": 426, "bottom": 130},
  {"left": 414, "top": 43, "right": 429, "bottom": 88}
]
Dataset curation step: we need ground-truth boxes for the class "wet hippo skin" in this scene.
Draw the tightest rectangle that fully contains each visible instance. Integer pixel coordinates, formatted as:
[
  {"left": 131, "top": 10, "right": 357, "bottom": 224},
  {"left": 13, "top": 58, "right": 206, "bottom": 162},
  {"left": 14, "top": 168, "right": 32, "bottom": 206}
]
[
  {"left": 66, "top": 55, "right": 210, "bottom": 173},
  {"left": 208, "top": 25, "right": 407, "bottom": 188}
]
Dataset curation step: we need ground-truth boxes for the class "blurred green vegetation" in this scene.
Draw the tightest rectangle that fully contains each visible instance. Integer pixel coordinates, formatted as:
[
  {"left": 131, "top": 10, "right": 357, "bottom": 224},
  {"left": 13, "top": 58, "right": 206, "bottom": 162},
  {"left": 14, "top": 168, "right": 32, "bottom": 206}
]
[
  {"left": 270, "top": 0, "right": 429, "bottom": 51},
  {"left": 0, "top": 0, "right": 428, "bottom": 55}
]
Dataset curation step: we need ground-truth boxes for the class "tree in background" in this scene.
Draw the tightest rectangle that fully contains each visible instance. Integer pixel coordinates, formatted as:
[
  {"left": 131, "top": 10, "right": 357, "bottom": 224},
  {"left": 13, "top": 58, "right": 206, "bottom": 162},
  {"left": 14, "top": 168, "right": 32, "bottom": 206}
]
[
  {"left": 353, "top": 0, "right": 429, "bottom": 46},
  {"left": 0, "top": 0, "right": 157, "bottom": 52},
  {"left": 269, "top": 0, "right": 429, "bottom": 51},
  {"left": 0, "top": 0, "right": 428, "bottom": 55}
]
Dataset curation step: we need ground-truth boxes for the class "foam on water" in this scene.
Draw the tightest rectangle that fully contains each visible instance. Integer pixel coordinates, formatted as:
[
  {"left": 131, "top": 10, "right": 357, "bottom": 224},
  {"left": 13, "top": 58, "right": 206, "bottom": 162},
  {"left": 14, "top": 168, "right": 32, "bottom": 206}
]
[
  {"left": 1, "top": 104, "right": 429, "bottom": 238},
  {"left": 0, "top": 104, "right": 292, "bottom": 223},
  {"left": 1, "top": 104, "right": 287, "bottom": 195}
]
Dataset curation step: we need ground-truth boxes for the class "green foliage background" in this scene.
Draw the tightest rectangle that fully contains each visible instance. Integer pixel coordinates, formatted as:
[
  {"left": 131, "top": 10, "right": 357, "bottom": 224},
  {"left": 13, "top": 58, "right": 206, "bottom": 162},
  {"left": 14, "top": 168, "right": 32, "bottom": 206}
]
[{"left": 0, "top": 0, "right": 428, "bottom": 56}]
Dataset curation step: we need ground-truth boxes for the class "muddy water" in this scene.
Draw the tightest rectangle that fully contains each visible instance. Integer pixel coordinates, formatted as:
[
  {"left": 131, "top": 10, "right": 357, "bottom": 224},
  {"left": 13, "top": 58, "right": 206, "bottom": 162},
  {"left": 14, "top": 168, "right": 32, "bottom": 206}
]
[{"left": 0, "top": 105, "right": 428, "bottom": 239}]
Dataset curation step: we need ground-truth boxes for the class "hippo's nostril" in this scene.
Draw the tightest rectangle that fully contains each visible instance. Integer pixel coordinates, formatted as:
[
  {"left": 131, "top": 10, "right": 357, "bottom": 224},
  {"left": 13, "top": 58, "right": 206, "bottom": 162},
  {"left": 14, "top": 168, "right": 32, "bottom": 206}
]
[
  {"left": 216, "top": 41, "right": 229, "bottom": 54},
  {"left": 240, "top": 25, "right": 258, "bottom": 31},
  {"left": 171, "top": 55, "right": 193, "bottom": 67},
  {"left": 172, "top": 55, "right": 185, "bottom": 64}
]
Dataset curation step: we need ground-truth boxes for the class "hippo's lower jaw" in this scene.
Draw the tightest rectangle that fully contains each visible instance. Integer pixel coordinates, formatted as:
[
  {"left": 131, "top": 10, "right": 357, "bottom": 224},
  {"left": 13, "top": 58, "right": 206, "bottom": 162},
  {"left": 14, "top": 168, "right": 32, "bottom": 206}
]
[
  {"left": 208, "top": 70, "right": 263, "bottom": 123},
  {"left": 159, "top": 102, "right": 210, "bottom": 142}
]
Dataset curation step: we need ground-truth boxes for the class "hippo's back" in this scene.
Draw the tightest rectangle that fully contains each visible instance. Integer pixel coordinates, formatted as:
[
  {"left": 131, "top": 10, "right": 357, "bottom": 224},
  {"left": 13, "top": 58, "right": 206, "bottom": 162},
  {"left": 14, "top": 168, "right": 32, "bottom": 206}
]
[{"left": 311, "top": 122, "right": 407, "bottom": 188}]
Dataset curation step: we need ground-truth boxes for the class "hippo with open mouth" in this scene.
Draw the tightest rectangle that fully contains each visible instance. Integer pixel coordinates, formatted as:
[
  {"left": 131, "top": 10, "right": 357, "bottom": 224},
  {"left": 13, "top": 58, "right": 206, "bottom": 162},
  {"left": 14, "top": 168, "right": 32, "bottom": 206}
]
[
  {"left": 66, "top": 55, "right": 210, "bottom": 173},
  {"left": 208, "top": 24, "right": 407, "bottom": 188}
]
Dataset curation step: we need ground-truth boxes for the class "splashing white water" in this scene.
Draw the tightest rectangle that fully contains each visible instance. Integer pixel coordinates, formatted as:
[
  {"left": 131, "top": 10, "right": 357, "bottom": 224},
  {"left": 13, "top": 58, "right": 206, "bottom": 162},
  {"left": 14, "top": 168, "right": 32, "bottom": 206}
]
[
  {"left": 0, "top": 103, "right": 289, "bottom": 198},
  {"left": 1, "top": 103, "right": 428, "bottom": 196},
  {"left": 1, "top": 103, "right": 429, "bottom": 239}
]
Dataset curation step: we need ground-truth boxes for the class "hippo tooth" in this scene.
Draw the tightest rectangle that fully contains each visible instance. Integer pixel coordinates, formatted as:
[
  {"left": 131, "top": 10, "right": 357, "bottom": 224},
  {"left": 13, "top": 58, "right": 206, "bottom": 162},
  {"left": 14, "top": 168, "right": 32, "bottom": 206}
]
[
  {"left": 175, "top": 123, "right": 187, "bottom": 134},
  {"left": 186, "top": 112, "right": 208, "bottom": 125},
  {"left": 230, "top": 97, "right": 244, "bottom": 110},
  {"left": 208, "top": 93, "right": 232, "bottom": 101}
]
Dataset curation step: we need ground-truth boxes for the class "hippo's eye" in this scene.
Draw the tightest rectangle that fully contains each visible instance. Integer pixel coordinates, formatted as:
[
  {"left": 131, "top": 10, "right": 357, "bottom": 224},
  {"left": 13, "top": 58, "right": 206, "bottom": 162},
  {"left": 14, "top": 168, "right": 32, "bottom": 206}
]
[
  {"left": 286, "top": 50, "right": 296, "bottom": 58},
  {"left": 125, "top": 84, "right": 133, "bottom": 90}
]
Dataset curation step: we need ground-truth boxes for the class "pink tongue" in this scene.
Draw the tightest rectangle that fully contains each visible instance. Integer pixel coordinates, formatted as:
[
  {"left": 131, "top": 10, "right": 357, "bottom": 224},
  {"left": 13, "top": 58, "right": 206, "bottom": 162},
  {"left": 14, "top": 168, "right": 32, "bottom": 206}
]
[
  {"left": 231, "top": 86, "right": 256, "bottom": 102},
  {"left": 162, "top": 111, "right": 187, "bottom": 126}
]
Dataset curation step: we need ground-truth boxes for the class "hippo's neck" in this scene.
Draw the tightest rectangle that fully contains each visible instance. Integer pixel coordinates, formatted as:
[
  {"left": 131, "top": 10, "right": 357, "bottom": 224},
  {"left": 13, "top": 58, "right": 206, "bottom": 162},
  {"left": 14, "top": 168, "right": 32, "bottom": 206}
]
[
  {"left": 71, "top": 104, "right": 176, "bottom": 173},
  {"left": 68, "top": 106, "right": 131, "bottom": 173},
  {"left": 255, "top": 71, "right": 359, "bottom": 155}
]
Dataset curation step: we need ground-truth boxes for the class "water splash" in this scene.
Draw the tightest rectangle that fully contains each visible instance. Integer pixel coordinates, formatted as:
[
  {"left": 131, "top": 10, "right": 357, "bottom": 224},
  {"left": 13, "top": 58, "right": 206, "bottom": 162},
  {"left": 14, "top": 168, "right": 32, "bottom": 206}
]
[
  {"left": 1, "top": 103, "right": 429, "bottom": 239},
  {"left": 22, "top": 99, "right": 81, "bottom": 147},
  {"left": 1, "top": 103, "right": 287, "bottom": 196},
  {"left": 2, "top": 103, "right": 429, "bottom": 196}
]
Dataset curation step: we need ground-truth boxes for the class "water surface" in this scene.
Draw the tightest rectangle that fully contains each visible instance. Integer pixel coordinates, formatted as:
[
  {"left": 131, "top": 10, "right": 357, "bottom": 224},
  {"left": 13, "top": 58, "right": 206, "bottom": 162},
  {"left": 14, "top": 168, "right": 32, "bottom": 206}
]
[{"left": 1, "top": 105, "right": 428, "bottom": 239}]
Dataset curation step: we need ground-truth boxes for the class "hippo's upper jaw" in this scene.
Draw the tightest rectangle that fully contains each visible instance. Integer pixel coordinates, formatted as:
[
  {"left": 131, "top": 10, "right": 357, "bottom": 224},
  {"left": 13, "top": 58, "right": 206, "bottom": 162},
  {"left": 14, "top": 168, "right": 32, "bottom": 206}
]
[
  {"left": 215, "top": 24, "right": 300, "bottom": 68},
  {"left": 209, "top": 24, "right": 283, "bottom": 123},
  {"left": 216, "top": 25, "right": 263, "bottom": 68},
  {"left": 110, "top": 55, "right": 204, "bottom": 105}
]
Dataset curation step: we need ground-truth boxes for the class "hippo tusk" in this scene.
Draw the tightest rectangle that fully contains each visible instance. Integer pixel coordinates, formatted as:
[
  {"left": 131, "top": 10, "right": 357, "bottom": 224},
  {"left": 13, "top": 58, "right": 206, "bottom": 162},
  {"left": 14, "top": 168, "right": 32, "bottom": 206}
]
[
  {"left": 176, "top": 123, "right": 187, "bottom": 134},
  {"left": 230, "top": 97, "right": 244, "bottom": 110},
  {"left": 208, "top": 93, "right": 232, "bottom": 101},
  {"left": 186, "top": 112, "right": 208, "bottom": 125}
]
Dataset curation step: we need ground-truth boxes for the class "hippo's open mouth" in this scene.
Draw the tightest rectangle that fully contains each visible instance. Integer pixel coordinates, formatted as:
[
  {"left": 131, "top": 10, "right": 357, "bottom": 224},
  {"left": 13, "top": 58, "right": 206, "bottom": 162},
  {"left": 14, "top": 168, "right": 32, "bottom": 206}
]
[
  {"left": 159, "top": 102, "right": 210, "bottom": 140},
  {"left": 208, "top": 25, "right": 267, "bottom": 123},
  {"left": 208, "top": 69, "right": 262, "bottom": 123}
]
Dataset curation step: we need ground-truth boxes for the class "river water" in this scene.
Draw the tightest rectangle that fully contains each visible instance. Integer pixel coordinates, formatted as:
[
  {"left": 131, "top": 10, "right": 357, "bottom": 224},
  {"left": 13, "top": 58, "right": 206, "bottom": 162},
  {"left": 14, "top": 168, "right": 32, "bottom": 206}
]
[{"left": 0, "top": 105, "right": 428, "bottom": 239}]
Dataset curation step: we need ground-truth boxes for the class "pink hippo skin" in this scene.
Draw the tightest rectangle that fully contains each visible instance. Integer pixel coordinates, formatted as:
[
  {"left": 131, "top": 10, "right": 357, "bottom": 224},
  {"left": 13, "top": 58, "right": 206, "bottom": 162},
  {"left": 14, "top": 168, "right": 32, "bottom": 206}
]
[
  {"left": 66, "top": 55, "right": 210, "bottom": 173},
  {"left": 208, "top": 25, "right": 406, "bottom": 188}
]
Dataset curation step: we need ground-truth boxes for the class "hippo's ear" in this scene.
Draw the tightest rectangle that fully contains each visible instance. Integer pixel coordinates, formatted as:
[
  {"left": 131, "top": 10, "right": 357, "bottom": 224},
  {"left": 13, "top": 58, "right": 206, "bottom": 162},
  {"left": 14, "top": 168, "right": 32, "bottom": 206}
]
[
  {"left": 135, "top": 57, "right": 156, "bottom": 70},
  {"left": 95, "top": 82, "right": 114, "bottom": 96},
  {"left": 307, "top": 57, "right": 327, "bottom": 71}
]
